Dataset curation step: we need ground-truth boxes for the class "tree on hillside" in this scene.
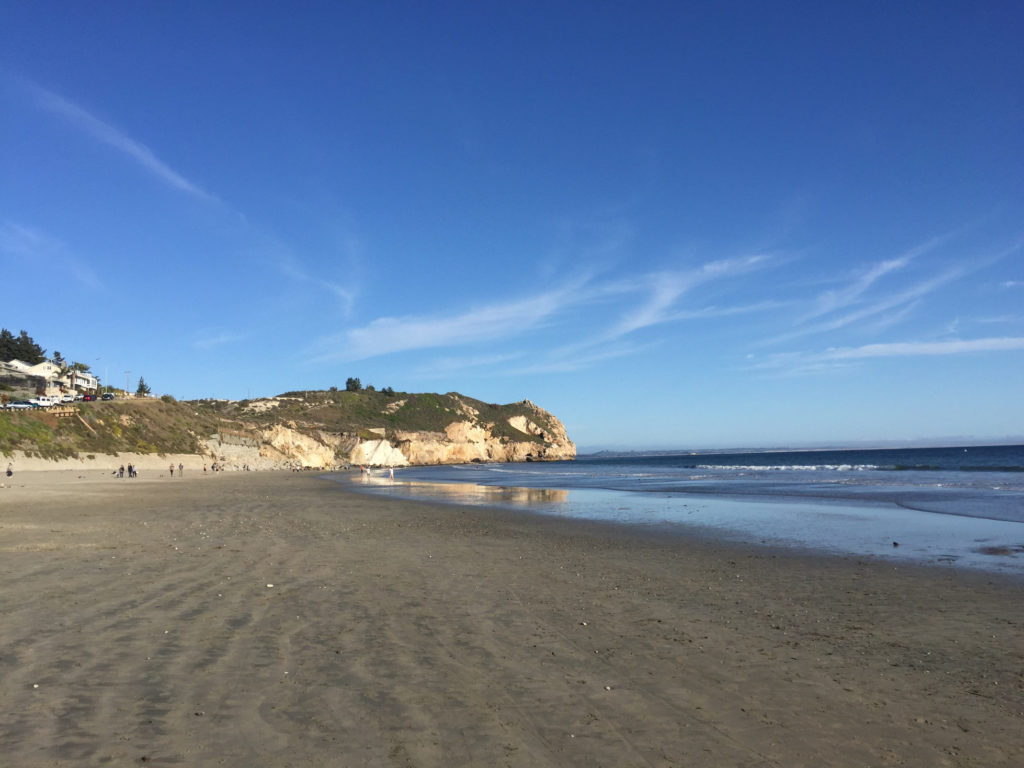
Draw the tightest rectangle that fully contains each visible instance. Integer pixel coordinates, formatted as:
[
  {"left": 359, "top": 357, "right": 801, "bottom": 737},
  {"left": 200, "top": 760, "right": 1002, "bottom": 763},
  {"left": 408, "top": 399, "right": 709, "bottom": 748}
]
[
  {"left": 136, "top": 376, "right": 151, "bottom": 396},
  {"left": 0, "top": 329, "right": 14, "bottom": 361},
  {"left": 0, "top": 328, "right": 46, "bottom": 364},
  {"left": 345, "top": 377, "right": 362, "bottom": 392}
]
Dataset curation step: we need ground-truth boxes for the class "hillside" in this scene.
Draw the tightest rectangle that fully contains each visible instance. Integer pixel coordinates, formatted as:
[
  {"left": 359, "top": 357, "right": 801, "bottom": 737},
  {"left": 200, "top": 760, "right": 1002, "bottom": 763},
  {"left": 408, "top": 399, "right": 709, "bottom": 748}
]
[{"left": 0, "top": 390, "right": 576, "bottom": 469}]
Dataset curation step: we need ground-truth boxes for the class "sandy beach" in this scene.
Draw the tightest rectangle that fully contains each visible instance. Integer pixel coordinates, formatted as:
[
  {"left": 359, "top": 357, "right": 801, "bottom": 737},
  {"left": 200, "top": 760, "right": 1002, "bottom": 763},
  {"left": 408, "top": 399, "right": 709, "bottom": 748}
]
[{"left": 1, "top": 469, "right": 1021, "bottom": 767}]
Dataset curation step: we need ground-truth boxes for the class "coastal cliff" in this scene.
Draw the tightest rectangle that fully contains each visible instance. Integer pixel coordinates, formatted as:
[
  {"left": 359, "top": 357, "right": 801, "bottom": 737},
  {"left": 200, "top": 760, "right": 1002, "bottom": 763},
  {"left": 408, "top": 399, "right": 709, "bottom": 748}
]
[
  {"left": 1, "top": 389, "right": 575, "bottom": 471},
  {"left": 228, "top": 395, "right": 575, "bottom": 470}
]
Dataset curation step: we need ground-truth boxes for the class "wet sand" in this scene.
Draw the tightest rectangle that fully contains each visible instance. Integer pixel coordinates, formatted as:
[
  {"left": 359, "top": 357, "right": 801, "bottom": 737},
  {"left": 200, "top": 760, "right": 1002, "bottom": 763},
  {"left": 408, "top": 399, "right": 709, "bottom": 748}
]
[{"left": 1, "top": 470, "right": 1021, "bottom": 766}]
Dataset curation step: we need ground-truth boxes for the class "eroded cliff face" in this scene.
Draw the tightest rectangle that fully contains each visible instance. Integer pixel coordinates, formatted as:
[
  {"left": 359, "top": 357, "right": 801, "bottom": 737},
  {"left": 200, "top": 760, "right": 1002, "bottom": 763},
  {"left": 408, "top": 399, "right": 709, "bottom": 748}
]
[
  {"left": 393, "top": 401, "right": 575, "bottom": 466},
  {"left": 200, "top": 401, "right": 575, "bottom": 470},
  {"left": 201, "top": 426, "right": 339, "bottom": 470}
]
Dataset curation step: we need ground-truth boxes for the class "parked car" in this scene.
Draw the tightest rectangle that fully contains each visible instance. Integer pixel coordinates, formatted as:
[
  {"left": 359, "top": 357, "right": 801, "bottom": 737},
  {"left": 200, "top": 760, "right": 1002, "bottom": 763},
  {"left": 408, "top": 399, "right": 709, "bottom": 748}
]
[
  {"left": 7, "top": 400, "right": 35, "bottom": 409},
  {"left": 82, "top": 394, "right": 98, "bottom": 401},
  {"left": 101, "top": 393, "right": 115, "bottom": 401}
]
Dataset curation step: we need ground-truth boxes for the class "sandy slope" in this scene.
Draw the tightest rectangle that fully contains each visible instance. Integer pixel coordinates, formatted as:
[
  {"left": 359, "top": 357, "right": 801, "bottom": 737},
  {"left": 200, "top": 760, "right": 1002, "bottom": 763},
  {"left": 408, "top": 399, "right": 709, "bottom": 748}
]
[
  {"left": 1, "top": 471, "right": 1021, "bottom": 766},
  {"left": 3, "top": 451, "right": 208, "bottom": 475}
]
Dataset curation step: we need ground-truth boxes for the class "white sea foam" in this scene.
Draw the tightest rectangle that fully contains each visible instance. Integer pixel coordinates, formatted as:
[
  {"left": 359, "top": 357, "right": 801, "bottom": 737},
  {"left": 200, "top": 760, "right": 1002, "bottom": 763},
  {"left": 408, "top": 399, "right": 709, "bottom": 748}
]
[{"left": 695, "top": 463, "right": 879, "bottom": 472}]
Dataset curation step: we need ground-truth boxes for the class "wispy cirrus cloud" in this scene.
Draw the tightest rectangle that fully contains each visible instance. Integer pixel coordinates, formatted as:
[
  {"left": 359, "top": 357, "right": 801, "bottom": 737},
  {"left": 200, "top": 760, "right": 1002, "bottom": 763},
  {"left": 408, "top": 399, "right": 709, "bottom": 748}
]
[
  {"left": 192, "top": 330, "right": 247, "bottom": 350},
  {"left": 513, "top": 340, "right": 663, "bottom": 375},
  {"left": 17, "top": 79, "right": 361, "bottom": 321},
  {"left": 0, "top": 220, "right": 102, "bottom": 290},
  {"left": 749, "top": 335, "right": 1024, "bottom": 377},
  {"left": 606, "top": 255, "right": 769, "bottom": 338},
  {"left": 312, "top": 280, "right": 589, "bottom": 363},
  {"left": 274, "top": 251, "right": 358, "bottom": 315},
  {"left": 771, "top": 233, "right": 1024, "bottom": 349},
  {"left": 25, "top": 81, "right": 216, "bottom": 203},
  {"left": 798, "top": 235, "right": 947, "bottom": 324},
  {"left": 413, "top": 351, "right": 527, "bottom": 377},
  {"left": 308, "top": 255, "right": 774, "bottom": 368},
  {"left": 820, "top": 336, "right": 1024, "bottom": 360},
  {"left": 765, "top": 263, "right": 963, "bottom": 347}
]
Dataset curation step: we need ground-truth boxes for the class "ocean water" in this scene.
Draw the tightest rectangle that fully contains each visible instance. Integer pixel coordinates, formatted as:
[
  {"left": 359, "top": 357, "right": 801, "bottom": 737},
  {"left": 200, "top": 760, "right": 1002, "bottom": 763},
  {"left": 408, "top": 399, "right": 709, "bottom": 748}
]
[{"left": 333, "top": 445, "right": 1024, "bottom": 577}]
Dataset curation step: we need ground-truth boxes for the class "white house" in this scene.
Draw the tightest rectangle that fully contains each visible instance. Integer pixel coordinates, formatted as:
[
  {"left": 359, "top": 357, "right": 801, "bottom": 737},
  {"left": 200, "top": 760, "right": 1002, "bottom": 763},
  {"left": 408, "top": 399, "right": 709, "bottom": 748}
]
[
  {"left": 0, "top": 359, "right": 99, "bottom": 395},
  {"left": 69, "top": 368, "right": 99, "bottom": 392}
]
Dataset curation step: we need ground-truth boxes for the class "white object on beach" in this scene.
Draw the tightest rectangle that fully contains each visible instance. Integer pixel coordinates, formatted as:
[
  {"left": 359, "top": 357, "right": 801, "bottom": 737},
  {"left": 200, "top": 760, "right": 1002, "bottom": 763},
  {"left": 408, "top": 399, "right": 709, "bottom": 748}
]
[{"left": 266, "top": 583, "right": 274, "bottom": 588}]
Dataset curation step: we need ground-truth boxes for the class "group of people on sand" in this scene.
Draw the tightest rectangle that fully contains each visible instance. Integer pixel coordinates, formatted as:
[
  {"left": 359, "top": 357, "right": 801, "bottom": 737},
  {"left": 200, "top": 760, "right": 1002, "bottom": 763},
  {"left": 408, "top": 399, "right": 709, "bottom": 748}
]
[
  {"left": 169, "top": 463, "right": 184, "bottom": 477},
  {"left": 117, "top": 464, "right": 137, "bottom": 478}
]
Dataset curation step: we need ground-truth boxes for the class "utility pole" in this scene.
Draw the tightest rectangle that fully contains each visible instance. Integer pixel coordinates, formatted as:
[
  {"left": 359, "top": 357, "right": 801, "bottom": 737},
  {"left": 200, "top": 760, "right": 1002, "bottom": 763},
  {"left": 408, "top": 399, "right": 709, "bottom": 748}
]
[{"left": 125, "top": 371, "right": 130, "bottom": 396}]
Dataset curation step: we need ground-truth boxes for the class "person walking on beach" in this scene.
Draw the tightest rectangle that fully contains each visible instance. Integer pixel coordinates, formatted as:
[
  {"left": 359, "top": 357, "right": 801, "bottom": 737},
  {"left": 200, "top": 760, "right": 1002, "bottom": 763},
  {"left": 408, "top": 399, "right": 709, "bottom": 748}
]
[
  {"left": 203, "top": 463, "right": 207, "bottom": 474},
  {"left": 169, "top": 463, "right": 174, "bottom": 477},
  {"left": 178, "top": 462, "right": 183, "bottom": 477},
  {"left": 119, "top": 465, "right": 124, "bottom": 479},
  {"left": 127, "top": 463, "right": 134, "bottom": 478},
  {"left": 6, "top": 462, "right": 12, "bottom": 478}
]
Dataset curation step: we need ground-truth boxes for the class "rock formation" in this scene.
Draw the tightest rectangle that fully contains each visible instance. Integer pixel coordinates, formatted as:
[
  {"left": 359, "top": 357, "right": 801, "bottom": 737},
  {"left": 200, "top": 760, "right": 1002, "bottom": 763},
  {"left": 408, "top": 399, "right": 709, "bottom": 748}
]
[
  {"left": 1, "top": 389, "right": 576, "bottom": 472},
  {"left": 201, "top": 399, "right": 575, "bottom": 470}
]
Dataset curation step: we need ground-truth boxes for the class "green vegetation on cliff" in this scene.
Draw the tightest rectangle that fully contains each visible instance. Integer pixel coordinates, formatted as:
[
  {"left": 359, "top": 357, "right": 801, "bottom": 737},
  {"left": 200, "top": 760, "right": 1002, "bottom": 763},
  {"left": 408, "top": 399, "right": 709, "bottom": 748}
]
[{"left": 1, "top": 390, "right": 562, "bottom": 460}]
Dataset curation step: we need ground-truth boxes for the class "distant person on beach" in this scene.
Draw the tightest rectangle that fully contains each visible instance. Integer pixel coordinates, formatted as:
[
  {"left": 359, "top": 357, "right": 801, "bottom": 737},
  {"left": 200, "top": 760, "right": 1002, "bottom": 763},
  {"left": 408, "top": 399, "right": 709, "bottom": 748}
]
[
  {"left": 179, "top": 463, "right": 183, "bottom": 477},
  {"left": 169, "top": 464, "right": 174, "bottom": 477},
  {"left": 6, "top": 463, "right": 12, "bottom": 477},
  {"left": 127, "top": 463, "right": 134, "bottom": 478},
  {"left": 203, "top": 463, "right": 207, "bottom": 474},
  {"left": 119, "top": 465, "right": 124, "bottom": 479}
]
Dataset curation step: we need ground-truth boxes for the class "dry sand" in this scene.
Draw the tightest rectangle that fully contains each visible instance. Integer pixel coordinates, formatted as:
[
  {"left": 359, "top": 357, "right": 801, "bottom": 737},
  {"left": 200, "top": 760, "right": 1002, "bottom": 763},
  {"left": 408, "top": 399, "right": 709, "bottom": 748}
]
[{"left": 0, "top": 469, "right": 1021, "bottom": 766}]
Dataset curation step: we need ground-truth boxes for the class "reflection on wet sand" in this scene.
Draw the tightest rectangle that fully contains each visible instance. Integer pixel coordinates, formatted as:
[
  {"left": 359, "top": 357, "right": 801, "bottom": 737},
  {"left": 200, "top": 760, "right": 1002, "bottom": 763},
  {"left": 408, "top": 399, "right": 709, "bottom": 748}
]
[{"left": 353, "top": 474, "right": 568, "bottom": 506}]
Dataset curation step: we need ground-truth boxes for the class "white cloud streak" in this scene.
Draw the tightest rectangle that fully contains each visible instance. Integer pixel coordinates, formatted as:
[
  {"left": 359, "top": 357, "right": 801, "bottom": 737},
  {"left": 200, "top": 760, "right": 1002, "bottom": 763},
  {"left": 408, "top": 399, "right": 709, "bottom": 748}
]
[
  {"left": 336, "top": 283, "right": 585, "bottom": 361},
  {"left": 765, "top": 265, "right": 962, "bottom": 347},
  {"left": 193, "top": 330, "right": 247, "bottom": 350},
  {"left": 0, "top": 221, "right": 102, "bottom": 290},
  {"left": 799, "top": 235, "right": 948, "bottom": 323},
  {"left": 750, "top": 336, "right": 1024, "bottom": 377},
  {"left": 308, "top": 255, "right": 773, "bottom": 368},
  {"left": 19, "top": 81, "right": 361, "bottom": 318},
  {"left": 413, "top": 351, "right": 527, "bottom": 377},
  {"left": 267, "top": 248, "right": 358, "bottom": 315},
  {"left": 28, "top": 83, "right": 216, "bottom": 203},
  {"left": 820, "top": 337, "right": 1024, "bottom": 360},
  {"left": 608, "top": 255, "right": 768, "bottom": 337}
]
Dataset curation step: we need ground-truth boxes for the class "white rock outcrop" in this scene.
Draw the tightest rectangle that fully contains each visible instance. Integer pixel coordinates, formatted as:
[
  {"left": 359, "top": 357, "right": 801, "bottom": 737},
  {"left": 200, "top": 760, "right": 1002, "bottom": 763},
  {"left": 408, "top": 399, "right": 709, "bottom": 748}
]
[{"left": 349, "top": 439, "right": 410, "bottom": 467}]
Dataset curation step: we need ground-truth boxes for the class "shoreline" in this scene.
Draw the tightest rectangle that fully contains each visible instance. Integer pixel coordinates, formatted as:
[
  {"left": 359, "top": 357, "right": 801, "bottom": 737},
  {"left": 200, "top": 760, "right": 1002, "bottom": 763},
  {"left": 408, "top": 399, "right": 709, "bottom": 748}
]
[
  {"left": 1, "top": 471, "right": 1021, "bottom": 765},
  {"left": 334, "top": 472, "right": 1024, "bottom": 581}
]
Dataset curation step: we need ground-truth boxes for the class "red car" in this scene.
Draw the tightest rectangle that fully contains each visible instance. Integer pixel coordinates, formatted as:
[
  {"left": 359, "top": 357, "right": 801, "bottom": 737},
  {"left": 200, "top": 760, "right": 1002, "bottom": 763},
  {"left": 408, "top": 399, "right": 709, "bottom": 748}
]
[{"left": 82, "top": 394, "right": 98, "bottom": 401}]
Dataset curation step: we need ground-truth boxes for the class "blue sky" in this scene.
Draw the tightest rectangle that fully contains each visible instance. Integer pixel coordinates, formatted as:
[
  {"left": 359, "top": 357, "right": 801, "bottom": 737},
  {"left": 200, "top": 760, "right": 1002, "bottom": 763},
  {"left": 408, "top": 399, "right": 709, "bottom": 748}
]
[{"left": 2, "top": 2, "right": 1023, "bottom": 450}]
